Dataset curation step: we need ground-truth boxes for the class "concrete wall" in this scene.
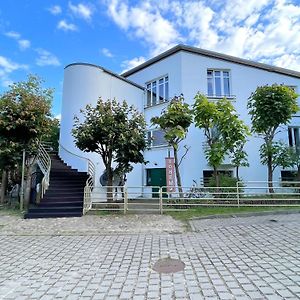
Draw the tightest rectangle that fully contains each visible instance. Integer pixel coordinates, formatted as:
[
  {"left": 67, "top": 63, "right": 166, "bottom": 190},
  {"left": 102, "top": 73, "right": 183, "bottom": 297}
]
[
  {"left": 127, "top": 51, "right": 300, "bottom": 186},
  {"left": 59, "top": 64, "right": 144, "bottom": 187}
]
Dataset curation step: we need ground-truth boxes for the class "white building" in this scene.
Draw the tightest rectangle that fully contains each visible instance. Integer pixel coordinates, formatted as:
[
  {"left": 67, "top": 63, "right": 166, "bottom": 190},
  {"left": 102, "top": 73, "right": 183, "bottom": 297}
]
[{"left": 59, "top": 44, "right": 300, "bottom": 189}]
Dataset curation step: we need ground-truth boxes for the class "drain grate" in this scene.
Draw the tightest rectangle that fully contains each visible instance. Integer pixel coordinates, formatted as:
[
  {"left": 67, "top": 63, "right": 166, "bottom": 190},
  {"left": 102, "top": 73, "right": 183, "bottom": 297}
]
[{"left": 152, "top": 257, "right": 185, "bottom": 274}]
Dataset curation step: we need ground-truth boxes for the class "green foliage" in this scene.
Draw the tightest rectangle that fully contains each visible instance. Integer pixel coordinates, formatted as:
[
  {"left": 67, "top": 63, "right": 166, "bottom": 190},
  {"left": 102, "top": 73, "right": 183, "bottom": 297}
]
[
  {"left": 151, "top": 95, "right": 192, "bottom": 149},
  {"left": 0, "top": 75, "right": 53, "bottom": 170},
  {"left": 151, "top": 95, "right": 192, "bottom": 192},
  {"left": 193, "top": 93, "right": 250, "bottom": 170},
  {"left": 248, "top": 84, "right": 299, "bottom": 190},
  {"left": 43, "top": 118, "right": 60, "bottom": 151},
  {"left": 72, "top": 97, "right": 147, "bottom": 183},
  {"left": 208, "top": 174, "right": 240, "bottom": 188},
  {"left": 231, "top": 144, "right": 249, "bottom": 169},
  {"left": 208, "top": 174, "right": 242, "bottom": 198},
  {"left": 260, "top": 142, "right": 296, "bottom": 171},
  {"left": 248, "top": 84, "right": 298, "bottom": 136}
]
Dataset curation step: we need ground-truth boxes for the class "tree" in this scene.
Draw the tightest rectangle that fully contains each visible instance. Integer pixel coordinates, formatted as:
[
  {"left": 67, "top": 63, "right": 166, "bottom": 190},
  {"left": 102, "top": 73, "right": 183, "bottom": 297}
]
[
  {"left": 151, "top": 95, "right": 192, "bottom": 194},
  {"left": 247, "top": 84, "right": 298, "bottom": 192},
  {"left": 193, "top": 94, "right": 250, "bottom": 187},
  {"left": 231, "top": 143, "right": 249, "bottom": 181},
  {"left": 72, "top": 98, "right": 147, "bottom": 202},
  {"left": 0, "top": 75, "right": 53, "bottom": 207},
  {"left": 43, "top": 117, "right": 60, "bottom": 151}
]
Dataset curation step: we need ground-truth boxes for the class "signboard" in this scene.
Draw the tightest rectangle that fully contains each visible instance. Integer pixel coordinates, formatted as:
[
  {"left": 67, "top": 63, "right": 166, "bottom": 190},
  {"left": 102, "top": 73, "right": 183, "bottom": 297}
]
[{"left": 165, "top": 157, "right": 175, "bottom": 192}]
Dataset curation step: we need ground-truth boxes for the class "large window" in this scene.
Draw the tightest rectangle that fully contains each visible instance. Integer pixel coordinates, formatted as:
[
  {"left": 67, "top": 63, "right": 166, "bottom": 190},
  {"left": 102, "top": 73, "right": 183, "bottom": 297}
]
[
  {"left": 146, "top": 76, "right": 169, "bottom": 107},
  {"left": 207, "top": 70, "right": 231, "bottom": 97},
  {"left": 288, "top": 126, "right": 300, "bottom": 150},
  {"left": 147, "top": 129, "right": 168, "bottom": 147}
]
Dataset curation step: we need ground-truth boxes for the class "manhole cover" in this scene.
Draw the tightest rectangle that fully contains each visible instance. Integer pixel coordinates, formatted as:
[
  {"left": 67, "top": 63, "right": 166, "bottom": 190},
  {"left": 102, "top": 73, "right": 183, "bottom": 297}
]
[{"left": 152, "top": 257, "right": 185, "bottom": 274}]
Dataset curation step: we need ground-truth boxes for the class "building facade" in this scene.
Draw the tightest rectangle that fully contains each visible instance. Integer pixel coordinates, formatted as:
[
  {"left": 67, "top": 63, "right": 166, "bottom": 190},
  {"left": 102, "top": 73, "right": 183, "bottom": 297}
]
[{"left": 59, "top": 45, "right": 300, "bottom": 189}]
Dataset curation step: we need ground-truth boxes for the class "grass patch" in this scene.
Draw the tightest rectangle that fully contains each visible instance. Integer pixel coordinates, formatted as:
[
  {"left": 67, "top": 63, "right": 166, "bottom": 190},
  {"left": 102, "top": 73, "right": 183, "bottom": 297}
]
[
  {"left": 166, "top": 206, "right": 300, "bottom": 221},
  {"left": 0, "top": 204, "right": 23, "bottom": 217}
]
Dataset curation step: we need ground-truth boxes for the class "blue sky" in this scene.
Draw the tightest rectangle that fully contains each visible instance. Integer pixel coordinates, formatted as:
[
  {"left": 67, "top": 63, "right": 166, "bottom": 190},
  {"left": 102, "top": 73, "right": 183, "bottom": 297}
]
[{"left": 1, "top": 0, "right": 300, "bottom": 117}]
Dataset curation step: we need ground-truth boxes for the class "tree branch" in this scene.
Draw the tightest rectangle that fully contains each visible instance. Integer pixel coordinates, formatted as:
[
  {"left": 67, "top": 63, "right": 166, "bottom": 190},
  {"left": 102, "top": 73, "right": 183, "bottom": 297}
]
[{"left": 178, "top": 145, "right": 190, "bottom": 167}]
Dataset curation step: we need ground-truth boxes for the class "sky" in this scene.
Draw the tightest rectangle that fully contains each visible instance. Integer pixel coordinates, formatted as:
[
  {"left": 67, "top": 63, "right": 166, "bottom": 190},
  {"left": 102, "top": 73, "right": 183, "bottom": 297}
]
[{"left": 0, "top": 0, "right": 300, "bottom": 117}]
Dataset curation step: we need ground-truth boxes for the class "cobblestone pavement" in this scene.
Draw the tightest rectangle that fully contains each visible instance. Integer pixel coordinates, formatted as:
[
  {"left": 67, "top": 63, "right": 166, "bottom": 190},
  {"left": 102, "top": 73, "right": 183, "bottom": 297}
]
[{"left": 0, "top": 213, "right": 299, "bottom": 299}]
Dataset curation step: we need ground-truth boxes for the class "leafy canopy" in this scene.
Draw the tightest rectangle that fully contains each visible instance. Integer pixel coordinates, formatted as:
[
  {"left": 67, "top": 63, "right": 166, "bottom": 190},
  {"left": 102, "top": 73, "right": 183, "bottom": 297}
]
[
  {"left": 72, "top": 97, "right": 147, "bottom": 176},
  {"left": 193, "top": 93, "right": 250, "bottom": 169},
  {"left": 0, "top": 75, "right": 53, "bottom": 170},
  {"left": 247, "top": 84, "right": 298, "bottom": 137},
  {"left": 151, "top": 95, "right": 192, "bottom": 150}
]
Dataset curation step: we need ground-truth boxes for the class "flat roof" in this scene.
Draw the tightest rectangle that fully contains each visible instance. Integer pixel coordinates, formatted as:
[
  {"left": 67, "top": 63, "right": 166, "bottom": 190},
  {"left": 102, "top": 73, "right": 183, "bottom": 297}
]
[
  {"left": 121, "top": 44, "right": 300, "bottom": 79},
  {"left": 65, "top": 62, "right": 144, "bottom": 90}
]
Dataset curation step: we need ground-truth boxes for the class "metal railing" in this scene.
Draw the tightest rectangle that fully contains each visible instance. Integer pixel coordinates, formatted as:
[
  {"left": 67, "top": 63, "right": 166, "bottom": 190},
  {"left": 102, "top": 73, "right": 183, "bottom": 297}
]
[
  {"left": 36, "top": 143, "right": 51, "bottom": 199},
  {"left": 59, "top": 143, "right": 95, "bottom": 214},
  {"left": 82, "top": 182, "right": 300, "bottom": 214}
]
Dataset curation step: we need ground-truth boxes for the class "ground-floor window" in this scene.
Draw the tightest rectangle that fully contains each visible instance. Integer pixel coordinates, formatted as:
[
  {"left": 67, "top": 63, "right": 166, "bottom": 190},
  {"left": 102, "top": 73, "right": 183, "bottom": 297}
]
[
  {"left": 281, "top": 170, "right": 298, "bottom": 182},
  {"left": 203, "top": 170, "right": 233, "bottom": 186}
]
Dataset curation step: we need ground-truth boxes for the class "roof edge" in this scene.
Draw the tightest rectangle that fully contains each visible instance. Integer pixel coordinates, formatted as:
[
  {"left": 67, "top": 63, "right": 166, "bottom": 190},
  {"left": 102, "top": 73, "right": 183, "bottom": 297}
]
[
  {"left": 121, "top": 44, "right": 300, "bottom": 79},
  {"left": 65, "top": 62, "right": 144, "bottom": 90}
]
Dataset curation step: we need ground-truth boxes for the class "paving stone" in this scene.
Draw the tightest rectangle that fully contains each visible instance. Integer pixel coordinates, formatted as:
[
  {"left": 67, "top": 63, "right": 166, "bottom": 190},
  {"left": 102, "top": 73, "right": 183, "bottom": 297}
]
[{"left": 0, "top": 212, "right": 299, "bottom": 300}]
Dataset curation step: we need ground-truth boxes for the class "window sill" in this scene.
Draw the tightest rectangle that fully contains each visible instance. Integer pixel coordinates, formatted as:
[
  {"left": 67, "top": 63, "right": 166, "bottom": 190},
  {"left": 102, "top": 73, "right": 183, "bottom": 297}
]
[
  {"left": 147, "top": 145, "right": 169, "bottom": 150},
  {"left": 144, "top": 100, "right": 169, "bottom": 109},
  {"left": 206, "top": 95, "right": 236, "bottom": 100}
]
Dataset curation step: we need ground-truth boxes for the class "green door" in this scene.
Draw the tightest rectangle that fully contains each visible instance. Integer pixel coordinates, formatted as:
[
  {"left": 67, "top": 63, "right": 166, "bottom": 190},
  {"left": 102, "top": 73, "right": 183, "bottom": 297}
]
[{"left": 146, "top": 168, "right": 166, "bottom": 197}]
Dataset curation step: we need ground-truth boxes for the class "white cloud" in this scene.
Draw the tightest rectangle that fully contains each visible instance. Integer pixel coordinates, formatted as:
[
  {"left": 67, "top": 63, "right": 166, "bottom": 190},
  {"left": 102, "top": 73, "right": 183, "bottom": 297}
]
[
  {"left": 101, "top": 48, "right": 114, "bottom": 58},
  {"left": 0, "top": 55, "right": 28, "bottom": 87},
  {"left": 4, "top": 31, "right": 31, "bottom": 51},
  {"left": 49, "top": 5, "right": 62, "bottom": 15},
  {"left": 121, "top": 56, "right": 146, "bottom": 73},
  {"left": 35, "top": 49, "right": 61, "bottom": 67},
  {"left": 105, "top": 0, "right": 300, "bottom": 72},
  {"left": 57, "top": 20, "right": 78, "bottom": 31},
  {"left": 69, "top": 2, "right": 93, "bottom": 21},
  {"left": 107, "top": 0, "right": 181, "bottom": 56},
  {"left": 18, "top": 39, "right": 31, "bottom": 50},
  {"left": 5, "top": 31, "right": 21, "bottom": 39}
]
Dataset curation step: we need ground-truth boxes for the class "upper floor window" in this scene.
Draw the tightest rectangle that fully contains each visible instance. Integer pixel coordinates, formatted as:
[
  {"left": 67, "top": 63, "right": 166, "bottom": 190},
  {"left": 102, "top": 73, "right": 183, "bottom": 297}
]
[
  {"left": 147, "top": 129, "right": 168, "bottom": 147},
  {"left": 146, "top": 76, "right": 169, "bottom": 107},
  {"left": 288, "top": 126, "right": 300, "bottom": 149},
  {"left": 207, "top": 70, "right": 231, "bottom": 97}
]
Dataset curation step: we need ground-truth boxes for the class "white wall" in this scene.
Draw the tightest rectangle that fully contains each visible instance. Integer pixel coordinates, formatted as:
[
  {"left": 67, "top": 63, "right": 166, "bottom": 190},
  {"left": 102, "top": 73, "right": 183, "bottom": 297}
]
[
  {"left": 127, "top": 50, "right": 300, "bottom": 186},
  {"left": 59, "top": 64, "right": 144, "bottom": 187}
]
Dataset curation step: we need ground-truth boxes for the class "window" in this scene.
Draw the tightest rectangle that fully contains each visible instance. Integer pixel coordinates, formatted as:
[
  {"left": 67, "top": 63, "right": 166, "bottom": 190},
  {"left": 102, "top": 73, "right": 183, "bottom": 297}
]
[
  {"left": 288, "top": 127, "right": 300, "bottom": 150},
  {"left": 207, "top": 70, "right": 231, "bottom": 97},
  {"left": 203, "top": 170, "right": 233, "bottom": 186},
  {"left": 146, "top": 76, "right": 169, "bottom": 106},
  {"left": 147, "top": 129, "right": 168, "bottom": 147}
]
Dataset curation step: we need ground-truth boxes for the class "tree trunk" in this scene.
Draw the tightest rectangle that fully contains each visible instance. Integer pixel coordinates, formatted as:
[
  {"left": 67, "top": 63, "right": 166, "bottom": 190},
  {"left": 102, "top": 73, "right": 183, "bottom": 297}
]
[
  {"left": 236, "top": 166, "right": 239, "bottom": 182},
  {"left": 0, "top": 170, "right": 7, "bottom": 204},
  {"left": 106, "top": 167, "right": 114, "bottom": 203},
  {"left": 24, "top": 164, "right": 35, "bottom": 209},
  {"left": 213, "top": 166, "right": 220, "bottom": 194},
  {"left": 173, "top": 147, "right": 183, "bottom": 197},
  {"left": 267, "top": 155, "right": 274, "bottom": 194}
]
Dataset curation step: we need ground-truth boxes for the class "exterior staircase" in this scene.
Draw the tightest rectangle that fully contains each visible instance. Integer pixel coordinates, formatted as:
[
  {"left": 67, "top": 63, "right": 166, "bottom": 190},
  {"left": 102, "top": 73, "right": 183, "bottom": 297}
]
[{"left": 24, "top": 154, "right": 88, "bottom": 219}]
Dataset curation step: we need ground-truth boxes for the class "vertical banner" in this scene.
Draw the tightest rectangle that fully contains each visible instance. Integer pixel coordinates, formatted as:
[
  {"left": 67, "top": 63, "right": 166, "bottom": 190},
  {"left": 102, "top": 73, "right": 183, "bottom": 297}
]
[{"left": 165, "top": 157, "right": 175, "bottom": 192}]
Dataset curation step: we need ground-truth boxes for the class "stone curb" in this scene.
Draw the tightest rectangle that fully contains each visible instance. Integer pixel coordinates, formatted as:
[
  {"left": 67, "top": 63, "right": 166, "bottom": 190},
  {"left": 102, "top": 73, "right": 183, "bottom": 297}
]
[{"left": 189, "top": 209, "right": 300, "bottom": 221}]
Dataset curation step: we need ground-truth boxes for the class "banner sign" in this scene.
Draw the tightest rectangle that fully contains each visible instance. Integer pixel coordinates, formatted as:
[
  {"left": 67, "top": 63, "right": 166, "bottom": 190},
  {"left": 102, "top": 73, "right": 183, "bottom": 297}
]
[{"left": 165, "top": 157, "right": 175, "bottom": 192}]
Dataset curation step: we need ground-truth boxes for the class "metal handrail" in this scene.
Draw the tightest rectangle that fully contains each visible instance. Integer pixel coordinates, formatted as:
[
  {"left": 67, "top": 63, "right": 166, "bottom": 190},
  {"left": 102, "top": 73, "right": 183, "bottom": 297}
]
[
  {"left": 36, "top": 143, "right": 51, "bottom": 200},
  {"left": 59, "top": 143, "right": 95, "bottom": 214}
]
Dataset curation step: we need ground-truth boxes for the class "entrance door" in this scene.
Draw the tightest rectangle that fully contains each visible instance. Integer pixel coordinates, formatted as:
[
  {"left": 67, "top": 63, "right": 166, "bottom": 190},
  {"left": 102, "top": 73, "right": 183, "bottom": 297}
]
[{"left": 146, "top": 168, "right": 166, "bottom": 197}]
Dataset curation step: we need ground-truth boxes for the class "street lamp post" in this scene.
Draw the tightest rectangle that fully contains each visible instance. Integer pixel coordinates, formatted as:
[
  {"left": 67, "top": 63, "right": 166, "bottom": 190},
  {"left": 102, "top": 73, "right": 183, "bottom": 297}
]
[{"left": 20, "top": 149, "right": 26, "bottom": 211}]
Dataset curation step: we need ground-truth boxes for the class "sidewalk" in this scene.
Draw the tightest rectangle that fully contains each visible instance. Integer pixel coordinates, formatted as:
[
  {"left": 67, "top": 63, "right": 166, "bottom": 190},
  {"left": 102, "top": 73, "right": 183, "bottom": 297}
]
[{"left": 0, "top": 213, "right": 186, "bottom": 236}]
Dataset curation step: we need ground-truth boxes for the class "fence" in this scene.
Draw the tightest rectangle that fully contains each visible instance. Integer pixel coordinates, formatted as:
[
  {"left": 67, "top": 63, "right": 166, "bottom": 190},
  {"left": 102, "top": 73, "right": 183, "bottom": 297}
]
[{"left": 83, "top": 181, "right": 300, "bottom": 214}]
